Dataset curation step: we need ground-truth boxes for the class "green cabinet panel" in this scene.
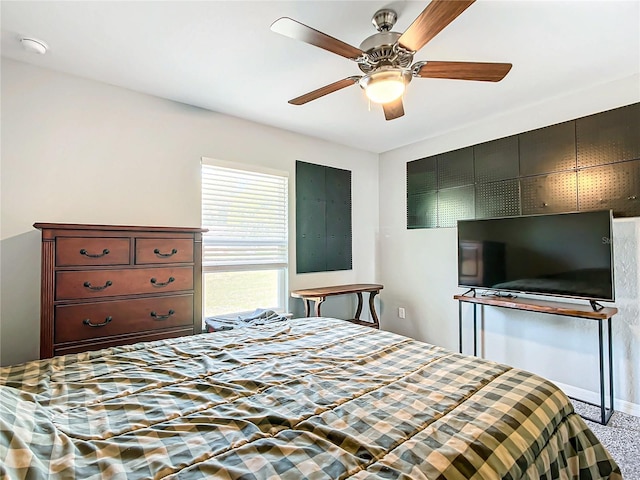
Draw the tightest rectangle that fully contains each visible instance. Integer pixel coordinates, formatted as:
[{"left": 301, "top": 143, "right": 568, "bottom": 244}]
[
  {"left": 474, "top": 136, "right": 519, "bottom": 183},
  {"left": 577, "top": 103, "right": 640, "bottom": 168},
  {"left": 406, "top": 102, "right": 639, "bottom": 229},
  {"left": 438, "top": 147, "right": 474, "bottom": 189},
  {"left": 520, "top": 121, "right": 576, "bottom": 176},
  {"left": 296, "top": 161, "right": 351, "bottom": 273}
]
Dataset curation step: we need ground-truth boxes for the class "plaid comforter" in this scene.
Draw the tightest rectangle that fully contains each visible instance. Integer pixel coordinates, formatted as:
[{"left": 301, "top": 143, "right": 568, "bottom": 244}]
[{"left": 0, "top": 318, "right": 620, "bottom": 479}]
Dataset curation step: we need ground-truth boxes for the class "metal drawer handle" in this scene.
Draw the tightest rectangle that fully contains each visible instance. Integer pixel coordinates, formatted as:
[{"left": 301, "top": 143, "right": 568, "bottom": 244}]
[
  {"left": 83, "top": 316, "right": 113, "bottom": 327},
  {"left": 150, "top": 276, "right": 175, "bottom": 287},
  {"left": 80, "top": 248, "right": 110, "bottom": 258},
  {"left": 83, "top": 280, "right": 113, "bottom": 291},
  {"left": 154, "top": 248, "right": 178, "bottom": 257},
  {"left": 150, "top": 309, "right": 175, "bottom": 320}
]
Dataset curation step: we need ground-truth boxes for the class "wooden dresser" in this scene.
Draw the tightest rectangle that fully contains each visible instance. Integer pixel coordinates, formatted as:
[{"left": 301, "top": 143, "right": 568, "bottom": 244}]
[{"left": 34, "top": 223, "right": 205, "bottom": 358}]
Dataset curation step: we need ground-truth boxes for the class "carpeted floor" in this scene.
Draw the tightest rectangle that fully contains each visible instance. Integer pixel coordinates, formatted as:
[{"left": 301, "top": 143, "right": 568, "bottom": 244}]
[{"left": 572, "top": 401, "right": 640, "bottom": 479}]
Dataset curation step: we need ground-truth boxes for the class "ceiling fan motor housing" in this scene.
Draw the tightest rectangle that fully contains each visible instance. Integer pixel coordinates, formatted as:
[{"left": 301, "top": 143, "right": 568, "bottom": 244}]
[
  {"left": 358, "top": 32, "right": 414, "bottom": 73},
  {"left": 371, "top": 9, "right": 397, "bottom": 32}
]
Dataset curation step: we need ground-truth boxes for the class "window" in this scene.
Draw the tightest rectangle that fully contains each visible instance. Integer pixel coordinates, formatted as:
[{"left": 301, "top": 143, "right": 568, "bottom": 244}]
[{"left": 201, "top": 158, "right": 288, "bottom": 317}]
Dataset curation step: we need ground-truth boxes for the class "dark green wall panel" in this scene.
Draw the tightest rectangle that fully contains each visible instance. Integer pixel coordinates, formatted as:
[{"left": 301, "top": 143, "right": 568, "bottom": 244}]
[
  {"left": 474, "top": 136, "right": 519, "bottom": 183},
  {"left": 519, "top": 121, "right": 576, "bottom": 176},
  {"left": 296, "top": 197, "right": 326, "bottom": 274},
  {"left": 407, "top": 156, "right": 437, "bottom": 193},
  {"left": 326, "top": 234, "right": 352, "bottom": 271},
  {"left": 578, "top": 160, "right": 640, "bottom": 217},
  {"left": 325, "top": 166, "right": 353, "bottom": 271},
  {"left": 296, "top": 161, "right": 351, "bottom": 273},
  {"left": 476, "top": 180, "right": 520, "bottom": 219},
  {"left": 406, "top": 102, "right": 639, "bottom": 229},
  {"left": 438, "top": 186, "right": 474, "bottom": 228},
  {"left": 577, "top": 103, "right": 640, "bottom": 168},
  {"left": 297, "top": 161, "right": 326, "bottom": 200},
  {"left": 521, "top": 172, "right": 578, "bottom": 215},
  {"left": 407, "top": 192, "right": 438, "bottom": 229},
  {"left": 438, "top": 147, "right": 474, "bottom": 189}
]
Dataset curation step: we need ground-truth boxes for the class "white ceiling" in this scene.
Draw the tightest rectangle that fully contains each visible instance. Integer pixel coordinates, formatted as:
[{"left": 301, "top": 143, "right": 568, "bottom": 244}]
[{"left": 2, "top": 1, "right": 639, "bottom": 153}]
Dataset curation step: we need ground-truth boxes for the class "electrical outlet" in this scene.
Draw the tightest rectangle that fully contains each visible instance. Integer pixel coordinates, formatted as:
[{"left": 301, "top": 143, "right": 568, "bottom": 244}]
[{"left": 398, "top": 307, "right": 406, "bottom": 319}]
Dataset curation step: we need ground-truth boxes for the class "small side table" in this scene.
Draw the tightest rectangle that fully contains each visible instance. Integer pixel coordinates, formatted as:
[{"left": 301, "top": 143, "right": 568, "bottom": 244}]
[{"left": 291, "top": 283, "right": 383, "bottom": 328}]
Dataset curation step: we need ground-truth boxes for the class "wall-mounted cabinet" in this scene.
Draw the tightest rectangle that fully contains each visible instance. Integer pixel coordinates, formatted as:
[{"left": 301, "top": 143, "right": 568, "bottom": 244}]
[
  {"left": 474, "top": 136, "right": 519, "bottom": 183},
  {"left": 519, "top": 121, "right": 576, "bottom": 176},
  {"left": 475, "top": 180, "right": 520, "bottom": 219},
  {"left": 578, "top": 161, "right": 640, "bottom": 217},
  {"left": 520, "top": 171, "right": 578, "bottom": 215},
  {"left": 438, "top": 147, "right": 474, "bottom": 189},
  {"left": 296, "top": 161, "right": 352, "bottom": 273},
  {"left": 407, "top": 103, "right": 640, "bottom": 229},
  {"left": 437, "top": 186, "right": 474, "bottom": 228},
  {"left": 577, "top": 103, "right": 640, "bottom": 168}
]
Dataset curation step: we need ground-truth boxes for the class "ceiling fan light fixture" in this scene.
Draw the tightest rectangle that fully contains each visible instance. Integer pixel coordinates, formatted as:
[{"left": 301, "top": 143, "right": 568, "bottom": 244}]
[{"left": 360, "top": 70, "right": 410, "bottom": 104}]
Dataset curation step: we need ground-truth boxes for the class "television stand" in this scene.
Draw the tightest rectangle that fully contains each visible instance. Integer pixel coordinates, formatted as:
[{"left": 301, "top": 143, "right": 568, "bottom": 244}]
[{"left": 453, "top": 294, "right": 617, "bottom": 425}]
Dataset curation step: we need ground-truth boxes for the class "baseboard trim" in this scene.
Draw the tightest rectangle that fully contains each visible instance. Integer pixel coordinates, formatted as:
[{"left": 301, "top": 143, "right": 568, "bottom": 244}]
[{"left": 554, "top": 381, "right": 640, "bottom": 417}]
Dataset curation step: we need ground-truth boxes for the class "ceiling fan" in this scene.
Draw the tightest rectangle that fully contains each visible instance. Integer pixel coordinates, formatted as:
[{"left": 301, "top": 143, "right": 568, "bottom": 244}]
[{"left": 271, "top": 0, "right": 512, "bottom": 121}]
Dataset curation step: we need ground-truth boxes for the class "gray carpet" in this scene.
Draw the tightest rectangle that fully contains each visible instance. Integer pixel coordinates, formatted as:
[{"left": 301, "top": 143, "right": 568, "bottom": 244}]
[{"left": 573, "top": 401, "right": 640, "bottom": 479}]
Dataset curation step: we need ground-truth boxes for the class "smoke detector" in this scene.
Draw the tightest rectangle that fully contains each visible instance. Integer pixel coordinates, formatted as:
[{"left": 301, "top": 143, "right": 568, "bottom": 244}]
[{"left": 20, "top": 37, "right": 48, "bottom": 55}]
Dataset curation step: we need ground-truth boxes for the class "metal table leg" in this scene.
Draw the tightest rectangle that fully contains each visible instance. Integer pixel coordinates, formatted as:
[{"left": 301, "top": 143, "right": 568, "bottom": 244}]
[
  {"left": 458, "top": 301, "right": 463, "bottom": 354},
  {"left": 572, "top": 318, "right": 614, "bottom": 425},
  {"left": 608, "top": 318, "right": 614, "bottom": 422},
  {"left": 473, "top": 303, "right": 477, "bottom": 357}
]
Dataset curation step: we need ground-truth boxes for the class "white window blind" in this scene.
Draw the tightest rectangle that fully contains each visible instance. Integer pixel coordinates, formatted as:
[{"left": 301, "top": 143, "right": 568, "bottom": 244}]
[{"left": 202, "top": 162, "right": 288, "bottom": 270}]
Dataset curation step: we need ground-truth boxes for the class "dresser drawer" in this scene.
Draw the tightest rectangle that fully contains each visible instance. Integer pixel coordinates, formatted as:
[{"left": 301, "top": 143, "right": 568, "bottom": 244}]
[
  {"left": 56, "top": 237, "right": 130, "bottom": 266},
  {"left": 56, "top": 267, "right": 194, "bottom": 300},
  {"left": 135, "top": 238, "right": 194, "bottom": 264},
  {"left": 54, "top": 295, "right": 194, "bottom": 343},
  {"left": 54, "top": 327, "right": 195, "bottom": 356}
]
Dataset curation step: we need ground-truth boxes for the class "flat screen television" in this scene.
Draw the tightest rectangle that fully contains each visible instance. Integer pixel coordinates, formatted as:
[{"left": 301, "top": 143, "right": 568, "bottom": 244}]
[{"left": 457, "top": 210, "right": 614, "bottom": 301}]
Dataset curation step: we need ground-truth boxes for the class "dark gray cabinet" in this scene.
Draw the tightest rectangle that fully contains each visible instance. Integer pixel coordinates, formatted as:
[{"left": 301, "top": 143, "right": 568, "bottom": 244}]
[{"left": 407, "top": 103, "right": 640, "bottom": 228}]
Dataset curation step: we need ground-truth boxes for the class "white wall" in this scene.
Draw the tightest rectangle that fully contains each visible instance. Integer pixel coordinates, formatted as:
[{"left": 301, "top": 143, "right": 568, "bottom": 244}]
[
  {"left": 0, "top": 58, "right": 379, "bottom": 366},
  {"left": 379, "top": 73, "right": 640, "bottom": 415}
]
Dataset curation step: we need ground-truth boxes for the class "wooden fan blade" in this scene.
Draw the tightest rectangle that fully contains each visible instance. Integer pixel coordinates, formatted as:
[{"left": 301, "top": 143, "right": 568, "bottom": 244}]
[
  {"left": 271, "top": 17, "right": 365, "bottom": 61},
  {"left": 289, "top": 77, "right": 360, "bottom": 105},
  {"left": 398, "top": 0, "right": 475, "bottom": 52},
  {"left": 383, "top": 98, "right": 405, "bottom": 121},
  {"left": 416, "top": 61, "right": 512, "bottom": 82}
]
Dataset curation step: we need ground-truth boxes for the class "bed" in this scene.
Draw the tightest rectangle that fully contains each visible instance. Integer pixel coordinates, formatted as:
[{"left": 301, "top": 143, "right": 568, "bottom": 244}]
[{"left": 0, "top": 317, "right": 620, "bottom": 479}]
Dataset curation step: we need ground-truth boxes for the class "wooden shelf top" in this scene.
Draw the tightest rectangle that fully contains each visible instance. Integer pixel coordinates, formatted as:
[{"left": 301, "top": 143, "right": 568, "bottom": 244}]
[
  {"left": 291, "top": 284, "right": 383, "bottom": 299},
  {"left": 34, "top": 222, "right": 207, "bottom": 234},
  {"left": 453, "top": 294, "right": 617, "bottom": 320}
]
